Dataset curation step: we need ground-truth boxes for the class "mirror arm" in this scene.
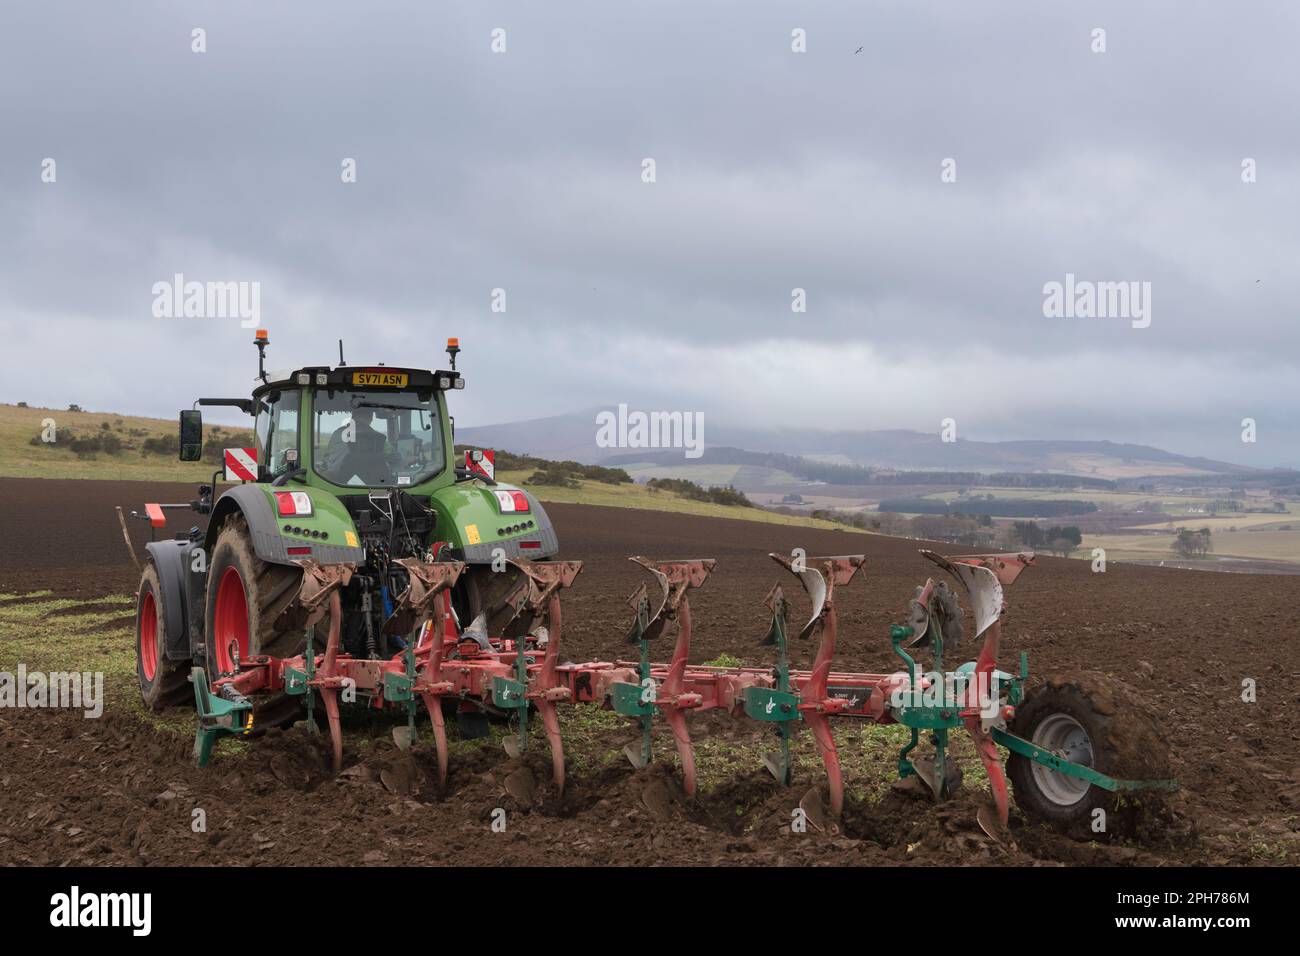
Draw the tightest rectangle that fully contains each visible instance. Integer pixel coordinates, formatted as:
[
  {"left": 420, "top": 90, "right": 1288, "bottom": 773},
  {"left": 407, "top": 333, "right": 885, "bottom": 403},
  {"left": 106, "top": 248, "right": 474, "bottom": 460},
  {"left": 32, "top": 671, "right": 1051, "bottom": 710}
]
[{"left": 196, "top": 398, "right": 255, "bottom": 415}]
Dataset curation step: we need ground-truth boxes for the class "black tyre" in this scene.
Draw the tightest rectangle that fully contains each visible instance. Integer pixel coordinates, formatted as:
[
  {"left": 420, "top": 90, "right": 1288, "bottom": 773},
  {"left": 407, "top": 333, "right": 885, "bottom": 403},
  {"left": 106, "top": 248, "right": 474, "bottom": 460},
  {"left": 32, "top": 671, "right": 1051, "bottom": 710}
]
[
  {"left": 204, "top": 513, "right": 305, "bottom": 724},
  {"left": 136, "top": 561, "right": 191, "bottom": 709},
  {"left": 1007, "top": 671, "right": 1171, "bottom": 839}
]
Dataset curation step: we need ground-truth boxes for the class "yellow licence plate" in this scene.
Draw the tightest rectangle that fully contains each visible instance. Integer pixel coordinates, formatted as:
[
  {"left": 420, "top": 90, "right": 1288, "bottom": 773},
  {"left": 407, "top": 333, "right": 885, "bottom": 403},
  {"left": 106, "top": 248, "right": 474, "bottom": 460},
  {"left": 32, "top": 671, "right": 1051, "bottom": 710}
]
[{"left": 352, "top": 371, "right": 408, "bottom": 388}]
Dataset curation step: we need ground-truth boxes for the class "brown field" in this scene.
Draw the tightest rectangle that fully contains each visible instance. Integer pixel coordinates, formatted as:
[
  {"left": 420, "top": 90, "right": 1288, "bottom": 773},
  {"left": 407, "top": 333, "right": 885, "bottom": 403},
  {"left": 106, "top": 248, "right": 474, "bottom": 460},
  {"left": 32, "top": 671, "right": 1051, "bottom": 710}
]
[{"left": 0, "top": 478, "right": 1297, "bottom": 867}]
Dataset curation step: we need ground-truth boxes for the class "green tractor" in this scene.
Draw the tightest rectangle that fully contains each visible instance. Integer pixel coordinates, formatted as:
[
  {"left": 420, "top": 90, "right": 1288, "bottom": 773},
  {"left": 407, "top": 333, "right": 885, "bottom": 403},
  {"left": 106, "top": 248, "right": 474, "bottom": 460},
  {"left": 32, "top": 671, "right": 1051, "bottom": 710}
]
[{"left": 133, "top": 330, "right": 558, "bottom": 728}]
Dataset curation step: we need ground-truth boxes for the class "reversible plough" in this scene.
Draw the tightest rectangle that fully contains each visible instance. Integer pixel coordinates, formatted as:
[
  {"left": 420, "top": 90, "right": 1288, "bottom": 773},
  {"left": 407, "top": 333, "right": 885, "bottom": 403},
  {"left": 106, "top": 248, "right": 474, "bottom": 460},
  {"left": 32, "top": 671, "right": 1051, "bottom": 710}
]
[{"left": 192, "top": 550, "right": 1177, "bottom": 835}]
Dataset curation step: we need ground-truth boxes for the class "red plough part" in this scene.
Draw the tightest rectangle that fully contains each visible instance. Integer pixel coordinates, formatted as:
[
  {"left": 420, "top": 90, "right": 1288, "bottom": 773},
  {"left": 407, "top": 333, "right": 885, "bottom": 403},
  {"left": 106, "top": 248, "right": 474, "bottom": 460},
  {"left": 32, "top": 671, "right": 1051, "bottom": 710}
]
[
  {"left": 500, "top": 557, "right": 583, "bottom": 791},
  {"left": 770, "top": 554, "right": 865, "bottom": 820},
  {"left": 917, "top": 550, "right": 1032, "bottom": 833},
  {"left": 205, "top": 554, "right": 885, "bottom": 811},
  {"left": 199, "top": 547, "right": 1174, "bottom": 839},
  {"left": 609, "top": 558, "right": 715, "bottom": 796},
  {"left": 386, "top": 557, "right": 466, "bottom": 785}
]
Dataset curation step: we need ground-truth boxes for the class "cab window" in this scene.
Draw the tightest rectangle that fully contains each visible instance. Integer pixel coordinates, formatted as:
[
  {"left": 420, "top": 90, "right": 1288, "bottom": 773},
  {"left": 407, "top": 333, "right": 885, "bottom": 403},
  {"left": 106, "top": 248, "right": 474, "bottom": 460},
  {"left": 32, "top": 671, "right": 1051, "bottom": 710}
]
[
  {"left": 312, "top": 389, "right": 444, "bottom": 487},
  {"left": 254, "top": 389, "right": 301, "bottom": 479}
]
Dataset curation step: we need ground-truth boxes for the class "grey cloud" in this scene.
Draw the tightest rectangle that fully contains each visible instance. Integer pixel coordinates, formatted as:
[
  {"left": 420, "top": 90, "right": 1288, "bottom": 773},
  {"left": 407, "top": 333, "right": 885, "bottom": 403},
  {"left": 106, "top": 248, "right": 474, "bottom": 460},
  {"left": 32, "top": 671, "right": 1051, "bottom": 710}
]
[{"left": 1, "top": 1, "right": 1296, "bottom": 465}]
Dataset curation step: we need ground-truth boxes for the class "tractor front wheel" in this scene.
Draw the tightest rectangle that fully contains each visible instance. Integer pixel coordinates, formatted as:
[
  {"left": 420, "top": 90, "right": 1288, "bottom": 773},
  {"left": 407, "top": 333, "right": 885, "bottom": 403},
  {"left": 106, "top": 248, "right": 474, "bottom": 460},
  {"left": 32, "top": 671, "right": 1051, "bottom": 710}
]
[
  {"left": 1007, "top": 672, "right": 1170, "bottom": 839},
  {"left": 135, "top": 561, "right": 190, "bottom": 709}
]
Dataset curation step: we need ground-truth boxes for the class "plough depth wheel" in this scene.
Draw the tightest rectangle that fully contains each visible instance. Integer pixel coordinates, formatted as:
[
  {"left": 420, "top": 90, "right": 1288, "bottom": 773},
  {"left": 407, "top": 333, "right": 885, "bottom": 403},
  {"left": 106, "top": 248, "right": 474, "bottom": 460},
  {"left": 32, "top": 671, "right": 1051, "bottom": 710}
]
[{"left": 1007, "top": 672, "right": 1172, "bottom": 838}]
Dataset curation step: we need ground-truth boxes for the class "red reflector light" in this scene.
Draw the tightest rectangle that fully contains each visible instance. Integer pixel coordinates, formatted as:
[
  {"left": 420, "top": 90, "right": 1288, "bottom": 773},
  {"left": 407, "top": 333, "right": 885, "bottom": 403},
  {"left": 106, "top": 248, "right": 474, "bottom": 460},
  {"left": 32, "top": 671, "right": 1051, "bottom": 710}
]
[
  {"left": 519, "top": 540, "right": 541, "bottom": 550},
  {"left": 286, "top": 547, "right": 312, "bottom": 556},
  {"left": 493, "top": 489, "right": 530, "bottom": 513},
  {"left": 274, "top": 491, "right": 313, "bottom": 516}
]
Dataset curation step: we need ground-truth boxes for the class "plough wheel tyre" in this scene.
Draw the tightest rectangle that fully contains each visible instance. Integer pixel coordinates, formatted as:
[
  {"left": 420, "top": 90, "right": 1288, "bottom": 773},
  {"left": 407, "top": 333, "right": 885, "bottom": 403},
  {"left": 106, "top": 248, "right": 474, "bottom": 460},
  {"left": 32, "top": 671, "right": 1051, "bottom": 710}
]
[
  {"left": 1007, "top": 672, "right": 1171, "bottom": 839},
  {"left": 136, "top": 561, "right": 190, "bottom": 709},
  {"left": 203, "top": 513, "right": 305, "bottom": 726}
]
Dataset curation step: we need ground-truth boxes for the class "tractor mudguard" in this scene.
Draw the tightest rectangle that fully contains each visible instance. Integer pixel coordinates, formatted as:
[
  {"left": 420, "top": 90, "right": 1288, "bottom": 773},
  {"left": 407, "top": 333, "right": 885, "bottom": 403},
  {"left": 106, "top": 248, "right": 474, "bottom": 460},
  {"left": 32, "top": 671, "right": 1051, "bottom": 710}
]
[
  {"left": 144, "top": 539, "right": 199, "bottom": 661},
  {"left": 434, "top": 486, "right": 561, "bottom": 562},
  {"left": 204, "top": 484, "right": 365, "bottom": 567}
]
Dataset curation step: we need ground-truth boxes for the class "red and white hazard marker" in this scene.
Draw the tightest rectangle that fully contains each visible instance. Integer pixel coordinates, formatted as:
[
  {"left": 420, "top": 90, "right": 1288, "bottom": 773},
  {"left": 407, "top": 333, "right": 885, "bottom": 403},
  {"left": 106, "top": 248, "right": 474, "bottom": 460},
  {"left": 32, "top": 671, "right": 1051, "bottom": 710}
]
[
  {"left": 465, "top": 449, "right": 495, "bottom": 481},
  {"left": 224, "top": 447, "right": 258, "bottom": 482}
]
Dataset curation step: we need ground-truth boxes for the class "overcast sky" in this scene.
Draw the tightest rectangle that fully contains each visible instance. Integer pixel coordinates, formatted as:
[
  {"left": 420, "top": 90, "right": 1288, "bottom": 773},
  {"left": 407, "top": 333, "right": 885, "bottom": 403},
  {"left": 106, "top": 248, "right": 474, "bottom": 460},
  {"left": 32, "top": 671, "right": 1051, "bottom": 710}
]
[{"left": 2, "top": 1, "right": 1296, "bottom": 466}]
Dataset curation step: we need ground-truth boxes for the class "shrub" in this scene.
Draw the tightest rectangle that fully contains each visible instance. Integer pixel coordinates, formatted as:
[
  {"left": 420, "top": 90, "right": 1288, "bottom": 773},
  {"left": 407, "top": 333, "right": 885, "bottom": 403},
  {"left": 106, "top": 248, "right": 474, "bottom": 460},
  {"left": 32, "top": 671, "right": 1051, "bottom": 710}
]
[
  {"left": 526, "top": 467, "right": 580, "bottom": 488},
  {"left": 69, "top": 433, "right": 123, "bottom": 456},
  {"left": 142, "top": 434, "right": 179, "bottom": 456},
  {"left": 646, "top": 477, "right": 753, "bottom": 508}
]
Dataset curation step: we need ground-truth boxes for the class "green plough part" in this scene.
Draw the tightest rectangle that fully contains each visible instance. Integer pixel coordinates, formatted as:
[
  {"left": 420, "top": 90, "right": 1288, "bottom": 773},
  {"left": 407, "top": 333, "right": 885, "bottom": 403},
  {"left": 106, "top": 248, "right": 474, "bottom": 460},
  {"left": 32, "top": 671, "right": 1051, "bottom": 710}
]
[
  {"left": 888, "top": 621, "right": 954, "bottom": 796},
  {"left": 741, "top": 588, "right": 798, "bottom": 786},
  {"left": 191, "top": 667, "right": 253, "bottom": 768},
  {"left": 610, "top": 680, "right": 655, "bottom": 718},
  {"left": 613, "top": 587, "right": 656, "bottom": 769},
  {"left": 284, "top": 665, "right": 309, "bottom": 696},
  {"left": 383, "top": 670, "right": 414, "bottom": 703},
  {"left": 493, "top": 651, "right": 532, "bottom": 758},
  {"left": 991, "top": 728, "right": 1180, "bottom": 793}
]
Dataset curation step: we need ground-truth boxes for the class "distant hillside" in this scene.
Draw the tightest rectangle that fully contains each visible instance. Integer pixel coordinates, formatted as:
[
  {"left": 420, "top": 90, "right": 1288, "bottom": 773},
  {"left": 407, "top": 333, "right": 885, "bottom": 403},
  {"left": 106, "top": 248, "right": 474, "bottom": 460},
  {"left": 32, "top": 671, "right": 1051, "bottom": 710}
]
[
  {"left": 0, "top": 402, "right": 249, "bottom": 482},
  {"left": 456, "top": 409, "right": 1253, "bottom": 480}
]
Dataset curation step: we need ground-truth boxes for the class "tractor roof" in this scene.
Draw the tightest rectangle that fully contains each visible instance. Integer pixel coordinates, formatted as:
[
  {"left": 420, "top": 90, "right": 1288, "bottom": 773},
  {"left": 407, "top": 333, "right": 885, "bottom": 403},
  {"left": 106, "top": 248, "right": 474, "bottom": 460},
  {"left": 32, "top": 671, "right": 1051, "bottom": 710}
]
[{"left": 253, "top": 365, "right": 464, "bottom": 396}]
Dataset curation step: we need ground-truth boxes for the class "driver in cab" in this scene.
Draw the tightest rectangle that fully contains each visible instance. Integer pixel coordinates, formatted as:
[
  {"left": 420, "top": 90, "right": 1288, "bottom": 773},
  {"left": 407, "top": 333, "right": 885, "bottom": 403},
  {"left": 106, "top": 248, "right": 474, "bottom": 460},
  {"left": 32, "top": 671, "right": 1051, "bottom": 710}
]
[{"left": 323, "top": 407, "right": 388, "bottom": 484}]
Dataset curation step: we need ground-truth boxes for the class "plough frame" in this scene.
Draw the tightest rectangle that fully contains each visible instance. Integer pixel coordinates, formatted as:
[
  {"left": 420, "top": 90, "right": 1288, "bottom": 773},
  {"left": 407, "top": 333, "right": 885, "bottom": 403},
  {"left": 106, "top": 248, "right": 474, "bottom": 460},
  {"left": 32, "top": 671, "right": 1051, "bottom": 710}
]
[{"left": 190, "top": 549, "right": 1177, "bottom": 833}]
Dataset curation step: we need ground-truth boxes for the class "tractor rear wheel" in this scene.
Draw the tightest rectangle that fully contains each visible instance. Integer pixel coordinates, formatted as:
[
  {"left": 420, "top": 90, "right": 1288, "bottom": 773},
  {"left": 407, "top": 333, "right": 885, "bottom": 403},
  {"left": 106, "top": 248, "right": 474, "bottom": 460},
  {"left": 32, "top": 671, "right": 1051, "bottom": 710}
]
[
  {"left": 1007, "top": 672, "right": 1170, "bottom": 839},
  {"left": 136, "top": 561, "right": 191, "bottom": 709},
  {"left": 204, "top": 513, "right": 305, "bottom": 724}
]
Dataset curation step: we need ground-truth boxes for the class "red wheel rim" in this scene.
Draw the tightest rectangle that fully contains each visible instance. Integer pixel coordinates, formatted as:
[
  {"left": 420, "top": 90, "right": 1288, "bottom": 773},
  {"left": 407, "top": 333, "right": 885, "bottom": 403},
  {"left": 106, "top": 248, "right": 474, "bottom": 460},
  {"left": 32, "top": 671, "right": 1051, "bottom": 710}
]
[
  {"left": 139, "top": 590, "right": 158, "bottom": 681},
  {"left": 213, "top": 566, "right": 251, "bottom": 673}
]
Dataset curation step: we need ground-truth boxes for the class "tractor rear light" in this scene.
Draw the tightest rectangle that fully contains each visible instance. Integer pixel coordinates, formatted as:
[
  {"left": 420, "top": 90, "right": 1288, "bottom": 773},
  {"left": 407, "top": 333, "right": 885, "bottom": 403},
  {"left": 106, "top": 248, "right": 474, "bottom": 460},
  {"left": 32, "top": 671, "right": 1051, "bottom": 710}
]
[
  {"left": 274, "top": 491, "right": 313, "bottom": 516},
  {"left": 493, "top": 490, "right": 530, "bottom": 513},
  {"left": 286, "top": 546, "right": 312, "bottom": 556},
  {"left": 520, "top": 540, "right": 541, "bottom": 550}
]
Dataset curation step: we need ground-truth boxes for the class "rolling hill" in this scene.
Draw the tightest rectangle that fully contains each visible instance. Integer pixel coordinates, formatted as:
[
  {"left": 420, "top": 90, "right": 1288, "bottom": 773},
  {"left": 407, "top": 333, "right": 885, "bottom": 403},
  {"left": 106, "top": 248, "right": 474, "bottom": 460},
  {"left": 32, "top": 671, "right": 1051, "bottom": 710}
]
[{"left": 456, "top": 408, "right": 1254, "bottom": 480}]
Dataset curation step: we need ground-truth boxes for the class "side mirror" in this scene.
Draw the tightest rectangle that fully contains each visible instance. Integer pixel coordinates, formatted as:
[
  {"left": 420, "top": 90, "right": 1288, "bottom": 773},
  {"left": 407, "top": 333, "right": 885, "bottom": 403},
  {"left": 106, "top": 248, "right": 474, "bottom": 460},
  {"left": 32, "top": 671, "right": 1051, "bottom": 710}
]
[{"left": 179, "top": 410, "right": 203, "bottom": 461}]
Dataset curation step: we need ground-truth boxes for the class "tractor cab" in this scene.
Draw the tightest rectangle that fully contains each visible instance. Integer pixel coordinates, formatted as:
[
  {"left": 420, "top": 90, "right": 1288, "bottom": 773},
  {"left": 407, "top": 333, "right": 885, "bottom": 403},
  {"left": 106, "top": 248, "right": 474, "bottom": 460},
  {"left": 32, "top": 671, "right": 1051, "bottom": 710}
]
[
  {"left": 185, "top": 331, "right": 466, "bottom": 496},
  {"left": 248, "top": 364, "right": 462, "bottom": 492}
]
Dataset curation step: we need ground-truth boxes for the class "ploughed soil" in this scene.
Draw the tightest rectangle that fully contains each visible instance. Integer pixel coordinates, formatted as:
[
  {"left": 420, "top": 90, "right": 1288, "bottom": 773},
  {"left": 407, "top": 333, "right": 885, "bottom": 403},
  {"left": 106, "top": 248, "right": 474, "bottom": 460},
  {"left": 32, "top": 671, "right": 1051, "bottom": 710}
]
[{"left": 0, "top": 477, "right": 1297, "bottom": 866}]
